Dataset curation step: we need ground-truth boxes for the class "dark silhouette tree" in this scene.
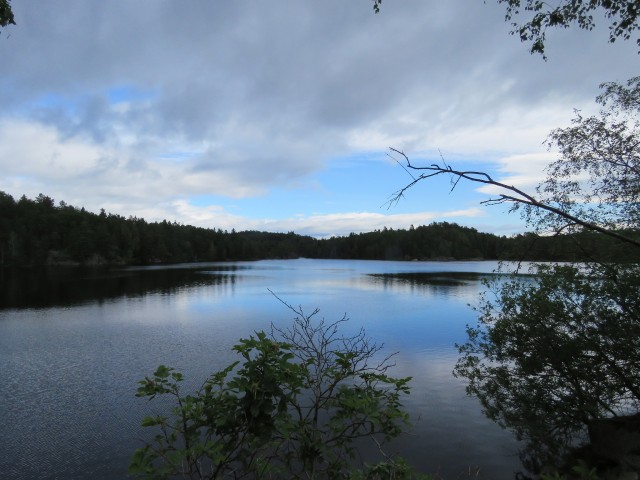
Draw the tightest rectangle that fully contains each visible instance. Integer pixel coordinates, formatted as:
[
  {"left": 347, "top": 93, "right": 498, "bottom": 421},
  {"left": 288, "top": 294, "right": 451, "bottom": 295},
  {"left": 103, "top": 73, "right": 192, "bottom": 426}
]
[
  {"left": 0, "top": 0, "right": 14, "bottom": 33},
  {"left": 389, "top": 79, "right": 640, "bottom": 473},
  {"left": 373, "top": 1, "right": 640, "bottom": 58}
]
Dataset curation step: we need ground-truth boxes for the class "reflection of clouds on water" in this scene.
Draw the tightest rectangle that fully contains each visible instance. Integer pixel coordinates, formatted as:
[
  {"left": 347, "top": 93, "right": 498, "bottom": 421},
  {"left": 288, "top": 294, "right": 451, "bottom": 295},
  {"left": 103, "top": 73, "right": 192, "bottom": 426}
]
[
  {"left": 382, "top": 347, "right": 522, "bottom": 477},
  {"left": 0, "top": 259, "right": 525, "bottom": 480}
]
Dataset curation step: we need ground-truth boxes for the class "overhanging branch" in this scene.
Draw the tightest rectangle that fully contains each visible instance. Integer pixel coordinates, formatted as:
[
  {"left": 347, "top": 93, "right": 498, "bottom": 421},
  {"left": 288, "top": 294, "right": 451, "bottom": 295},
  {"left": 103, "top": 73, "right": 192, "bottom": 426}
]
[{"left": 387, "top": 147, "right": 640, "bottom": 249}]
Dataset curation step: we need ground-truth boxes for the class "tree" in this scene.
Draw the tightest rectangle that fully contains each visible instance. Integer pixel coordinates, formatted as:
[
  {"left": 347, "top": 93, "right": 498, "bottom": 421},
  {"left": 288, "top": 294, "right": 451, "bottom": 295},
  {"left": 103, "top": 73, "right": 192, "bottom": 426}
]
[
  {"left": 390, "top": 78, "right": 640, "bottom": 474},
  {"left": 537, "top": 76, "right": 640, "bottom": 235},
  {"left": 373, "top": 0, "right": 640, "bottom": 471},
  {"left": 130, "top": 297, "right": 419, "bottom": 479},
  {"left": 388, "top": 77, "right": 640, "bottom": 250},
  {"left": 455, "top": 263, "right": 640, "bottom": 470}
]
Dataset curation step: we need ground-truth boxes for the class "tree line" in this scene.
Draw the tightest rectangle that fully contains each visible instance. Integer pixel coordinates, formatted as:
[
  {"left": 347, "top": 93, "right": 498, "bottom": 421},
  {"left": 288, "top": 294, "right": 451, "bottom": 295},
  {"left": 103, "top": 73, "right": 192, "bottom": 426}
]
[{"left": 1, "top": 190, "right": 637, "bottom": 267}]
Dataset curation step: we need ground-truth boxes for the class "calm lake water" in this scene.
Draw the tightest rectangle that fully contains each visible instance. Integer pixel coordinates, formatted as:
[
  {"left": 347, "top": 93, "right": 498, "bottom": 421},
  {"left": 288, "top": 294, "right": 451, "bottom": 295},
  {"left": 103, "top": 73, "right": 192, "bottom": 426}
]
[{"left": 0, "top": 259, "right": 524, "bottom": 479}]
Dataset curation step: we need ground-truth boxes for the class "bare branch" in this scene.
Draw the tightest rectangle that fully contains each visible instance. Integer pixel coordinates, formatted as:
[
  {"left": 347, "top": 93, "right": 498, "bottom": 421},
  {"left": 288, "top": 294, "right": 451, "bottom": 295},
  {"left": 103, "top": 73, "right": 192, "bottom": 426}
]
[{"left": 387, "top": 148, "right": 640, "bottom": 249}]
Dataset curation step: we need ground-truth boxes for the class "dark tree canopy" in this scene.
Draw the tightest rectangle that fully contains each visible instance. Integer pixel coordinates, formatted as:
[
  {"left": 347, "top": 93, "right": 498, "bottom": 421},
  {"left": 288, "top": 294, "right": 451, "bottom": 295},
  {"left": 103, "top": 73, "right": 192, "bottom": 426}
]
[
  {"left": 0, "top": 0, "right": 14, "bottom": 30},
  {"left": 374, "top": 0, "right": 640, "bottom": 57},
  {"left": 2, "top": 191, "right": 635, "bottom": 267},
  {"left": 496, "top": 0, "right": 640, "bottom": 57},
  {"left": 455, "top": 263, "right": 640, "bottom": 468}
]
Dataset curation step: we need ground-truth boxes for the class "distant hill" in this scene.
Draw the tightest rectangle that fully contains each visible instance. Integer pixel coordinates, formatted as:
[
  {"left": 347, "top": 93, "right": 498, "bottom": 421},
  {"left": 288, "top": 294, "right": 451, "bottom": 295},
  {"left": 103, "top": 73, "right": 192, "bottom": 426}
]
[{"left": 1, "top": 191, "right": 637, "bottom": 266}]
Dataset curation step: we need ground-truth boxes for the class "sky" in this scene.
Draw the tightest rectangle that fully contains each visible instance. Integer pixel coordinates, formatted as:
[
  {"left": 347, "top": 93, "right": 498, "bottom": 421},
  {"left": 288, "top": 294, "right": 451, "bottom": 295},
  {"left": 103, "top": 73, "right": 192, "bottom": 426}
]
[{"left": 0, "top": 1, "right": 637, "bottom": 238}]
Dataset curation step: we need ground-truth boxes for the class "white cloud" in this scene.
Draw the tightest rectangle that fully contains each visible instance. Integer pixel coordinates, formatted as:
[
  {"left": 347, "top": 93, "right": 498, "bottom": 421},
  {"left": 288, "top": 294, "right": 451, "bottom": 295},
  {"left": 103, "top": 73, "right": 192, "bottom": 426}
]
[
  {"left": 0, "top": 118, "right": 294, "bottom": 209},
  {"left": 284, "top": 208, "right": 486, "bottom": 237},
  {"left": 156, "top": 206, "right": 487, "bottom": 238},
  {"left": 0, "top": 120, "right": 108, "bottom": 179},
  {"left": 476, "top": 152, "right": 558, "bottom": 198},
  {"left": 351, "top": 99, "right": 584, "bottom": 160}
]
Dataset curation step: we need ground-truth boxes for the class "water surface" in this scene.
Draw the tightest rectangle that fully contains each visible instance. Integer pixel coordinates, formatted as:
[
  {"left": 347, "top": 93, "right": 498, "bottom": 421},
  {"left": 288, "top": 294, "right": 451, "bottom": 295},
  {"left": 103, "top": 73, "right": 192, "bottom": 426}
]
[{"left": 0, "top": 259, "right": 523, "bottom": 479}]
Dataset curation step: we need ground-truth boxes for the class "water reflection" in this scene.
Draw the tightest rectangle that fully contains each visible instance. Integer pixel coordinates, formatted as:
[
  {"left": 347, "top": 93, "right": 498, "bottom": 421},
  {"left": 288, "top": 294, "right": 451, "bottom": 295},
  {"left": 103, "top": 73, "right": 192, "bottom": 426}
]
[
  {"left": 363, "top": 271, "right": 498, "bottom": 303},
  {"left": 0, "top": 259, "right": 524, "bottom": 479},
  {"left": 0, "top": 265, "right": 243, "bottom": 309},
  {"left": 369, "top": 271, "right": 495, "bottom": 286}
]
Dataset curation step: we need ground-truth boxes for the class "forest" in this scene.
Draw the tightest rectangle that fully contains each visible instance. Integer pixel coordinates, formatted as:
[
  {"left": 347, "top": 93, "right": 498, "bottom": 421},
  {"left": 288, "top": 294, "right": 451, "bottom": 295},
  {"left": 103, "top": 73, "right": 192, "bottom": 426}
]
[{"left": 1, "top": 191, "right": 637, "bottom": 267}]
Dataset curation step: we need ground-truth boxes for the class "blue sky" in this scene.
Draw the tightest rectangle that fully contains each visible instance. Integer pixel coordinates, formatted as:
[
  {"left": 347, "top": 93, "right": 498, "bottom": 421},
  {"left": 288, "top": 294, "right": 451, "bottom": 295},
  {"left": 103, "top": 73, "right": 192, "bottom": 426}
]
[{"left": 0, "top": 1, "right": 636, "bottom": 237}]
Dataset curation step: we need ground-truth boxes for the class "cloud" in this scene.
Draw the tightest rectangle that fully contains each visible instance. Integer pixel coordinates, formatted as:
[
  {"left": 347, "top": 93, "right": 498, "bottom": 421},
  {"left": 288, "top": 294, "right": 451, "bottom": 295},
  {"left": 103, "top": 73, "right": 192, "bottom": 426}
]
[
  {"left": 271, "top": 208, "right": 487, "bottom": 238},
  {"left": 0, "top": 1, "right": 636, "bottom": 236},
  {"left": 475, "top": 152, "right": 558, "bottom": 198},
  {"left": 159, "top": 202, "right": 487, "bottom": 238},
  {"left": 0, "top": 119, "right": 281, "bottom": 206}
]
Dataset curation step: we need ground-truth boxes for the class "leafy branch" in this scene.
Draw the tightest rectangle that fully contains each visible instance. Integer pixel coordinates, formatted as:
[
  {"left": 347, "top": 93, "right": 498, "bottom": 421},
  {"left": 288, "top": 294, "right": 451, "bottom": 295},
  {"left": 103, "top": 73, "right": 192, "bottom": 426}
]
[{"left": 131, "top": 298, "right": 416, "bottom": 479}]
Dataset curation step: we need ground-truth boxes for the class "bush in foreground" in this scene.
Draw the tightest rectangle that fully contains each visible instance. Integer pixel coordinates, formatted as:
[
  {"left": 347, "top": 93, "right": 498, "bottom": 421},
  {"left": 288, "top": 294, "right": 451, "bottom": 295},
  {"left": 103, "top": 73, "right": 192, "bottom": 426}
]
[{"left": 130, "top": 299, "right": 423, "bottom": 479}]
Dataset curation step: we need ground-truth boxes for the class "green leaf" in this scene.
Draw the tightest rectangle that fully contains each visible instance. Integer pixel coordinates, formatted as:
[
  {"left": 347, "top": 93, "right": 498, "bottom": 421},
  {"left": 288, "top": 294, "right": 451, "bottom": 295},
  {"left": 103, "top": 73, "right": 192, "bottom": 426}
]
[{"left": 140, "top": 416, "right": 159, "bottom": 427}]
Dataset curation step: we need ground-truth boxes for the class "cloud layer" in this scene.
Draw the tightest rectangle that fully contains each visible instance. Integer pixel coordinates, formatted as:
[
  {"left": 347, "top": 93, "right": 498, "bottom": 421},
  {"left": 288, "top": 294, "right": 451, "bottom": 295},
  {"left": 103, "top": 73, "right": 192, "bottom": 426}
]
[{"left": 0, "top": 1, "right": 635, "bottom": 236}]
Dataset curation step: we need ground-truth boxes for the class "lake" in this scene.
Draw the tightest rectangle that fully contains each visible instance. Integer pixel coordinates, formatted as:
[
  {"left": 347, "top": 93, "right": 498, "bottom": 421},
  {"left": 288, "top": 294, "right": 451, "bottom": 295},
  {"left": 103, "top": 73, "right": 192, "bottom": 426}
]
[{"left": 0, "top": 259, "right": 524, "bottom": 479}]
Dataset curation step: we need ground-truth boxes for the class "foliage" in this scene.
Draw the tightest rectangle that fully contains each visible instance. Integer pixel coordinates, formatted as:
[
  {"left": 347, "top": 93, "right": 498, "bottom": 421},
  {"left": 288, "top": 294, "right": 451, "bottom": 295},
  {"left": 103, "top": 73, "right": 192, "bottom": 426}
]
[
  {"left": 0, "top": 192, "right": 319, "bottom": 265},
  {"left": 539, "top": 459, "right": 600, "bottom": 480},
  {"left": 0, "top": 0, "right": 14, "bottom": 30},
  {"left": 351, "top": 457, "right": 433, "bottom": 479},
  {"left": 130, "top": 303, "right": 414, "bottom": 479},
  {"left": 455, "top": 263, "right": 640, "bottom": 465},
  {"left": 448, "top": 78, "right": 640, "bottom": 472},
  {"left": 2, "top": 191, "right": 636, "bottom": 267},
  {"left": 388, "top": 78, "right": 640, "bottom": 472},
  {"left": 373, "top": 0, "right": 639, "bottom": 58},
  {"left": 531, "top": 76, "right": 640, "bottom": 235},
  {"left": 318, "top": 223, "right": 639, "bottom": 263},
  {"left": 494, "top": 0, "right": 640, "bottom": 58}
]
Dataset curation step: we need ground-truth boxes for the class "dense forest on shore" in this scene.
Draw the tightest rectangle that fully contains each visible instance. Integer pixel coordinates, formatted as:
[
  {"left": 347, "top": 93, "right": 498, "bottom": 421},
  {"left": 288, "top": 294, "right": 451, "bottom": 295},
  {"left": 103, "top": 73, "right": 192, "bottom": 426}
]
[{"left": 1, "top": 191, "right": 637, "bottom": 266}]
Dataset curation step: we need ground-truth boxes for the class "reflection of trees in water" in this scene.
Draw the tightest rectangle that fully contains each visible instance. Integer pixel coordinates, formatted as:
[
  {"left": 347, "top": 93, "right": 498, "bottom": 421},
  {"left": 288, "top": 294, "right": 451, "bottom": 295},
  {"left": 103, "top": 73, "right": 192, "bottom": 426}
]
[
  {"left": 457, "top": 264, "right": 640, "bottom": 479},
  {"left": 0, "top": 266, "right": 242, "bottom": 309},
  {"left": 366, "top": 272, "right": 498, "bottom": 298}
]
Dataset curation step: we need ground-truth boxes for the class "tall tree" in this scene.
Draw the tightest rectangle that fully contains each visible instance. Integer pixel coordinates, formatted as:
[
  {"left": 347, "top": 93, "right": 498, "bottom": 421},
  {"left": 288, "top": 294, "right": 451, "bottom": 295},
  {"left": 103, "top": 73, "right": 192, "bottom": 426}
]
[
  {"left": 391, "top": 80, "right": 640, "bottom": 473},
  {"left": 536, "top": 76, "right": 640, "bottom": 233}
]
